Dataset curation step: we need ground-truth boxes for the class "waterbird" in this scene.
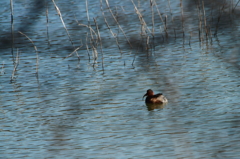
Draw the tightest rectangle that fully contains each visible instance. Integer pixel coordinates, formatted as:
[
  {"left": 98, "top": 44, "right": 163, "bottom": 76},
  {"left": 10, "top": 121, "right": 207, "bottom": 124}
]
[{"left": 143, "top": 89, "right": 168, "bottom": 104}]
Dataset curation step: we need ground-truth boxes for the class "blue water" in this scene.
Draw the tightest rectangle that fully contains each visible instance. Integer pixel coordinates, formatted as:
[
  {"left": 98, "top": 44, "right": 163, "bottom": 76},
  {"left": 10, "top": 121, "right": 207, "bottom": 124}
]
[{"left": 1, "top": 0, "right": 240, "bottom": 158}]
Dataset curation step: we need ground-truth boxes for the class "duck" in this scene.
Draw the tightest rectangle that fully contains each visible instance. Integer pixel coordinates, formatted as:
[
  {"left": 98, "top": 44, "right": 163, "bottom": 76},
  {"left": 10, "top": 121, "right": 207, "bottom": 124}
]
[{"left": 143, "top": 89, "right": 168, "bottom": 104}]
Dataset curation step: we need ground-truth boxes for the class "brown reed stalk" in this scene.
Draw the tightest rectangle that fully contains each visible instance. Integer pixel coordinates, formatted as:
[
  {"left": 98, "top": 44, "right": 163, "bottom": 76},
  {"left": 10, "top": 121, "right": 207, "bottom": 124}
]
[
  {"left": 91, "top": 41, "right": 98, "bottom": 64},
  {"left": 63, "top": 46, "right": 82, "bottom": 60},
  {"left": 150, "top": 0, "right": 155, "bottom": 37},
  {"left": 197, "top": 1, "right": 203, "bottom": 43},
  {"left": 1, "top": 62, "right": 5, "bottom": 75},
  {"left": 202, "top": 1, "right": 209, "bottom": 41},
  {"left": 77, "top": 23, "right": 98, "bottom": 44},
  {"left": 99, "top": 0, "right": 122, "bottom": 53},
  {"left": 189, "top": 31, "right": 192, "bottom": 47},
  {"left": 233, "top": 0, "right": 240, "bottom": 12},
  {"left": 86, "top": 0, "right": 90, "bottom": 26},
  {"left": 105, "top": 0, "right": 133, "bottom": 48},
  {"left": 167, "top": 0, "right": 176, "bottom": 38},
  {"left": 45, "top": 0, "right": 50, "bottom": 45},
  {"left": 214, "top": 4, "right": 226, "bottom": 36},
  {"left": 10, "top": 0, "right": 15, "bottom": 64},
  {"left": 10, "top": 49, "right": 20, "bottom": 83},
  {"left": 51, "top": 0, "right": 79, "bottom": 59},
  {"left": 164, "top": 15, "right": 168, "bottom": 39},
  {"left": 153, "top": 1, "right": 167, "bottom": 37},
  {"left": 86, "top": 32, "right": 91, "bottom": 62},
  {"left": 85, "top": 0, "right": 98, "bottom": 47},
  {"left": 18, "top": 31, "right": 39, "bottom": 77},
  {"left": 87, "top": 11, "right": 98, "bottom": 65},
  {"left": 93, "top": 18, "right": 104, "bottom": 72},
  {"left": 180, "top": 0, "right": 185, "bottom": 41},
  {"left": 146, "top": 36, "right": 150, "bottom": 50},
  {"left": 131, "top": 0, "right": 152, "bottom": 36}
]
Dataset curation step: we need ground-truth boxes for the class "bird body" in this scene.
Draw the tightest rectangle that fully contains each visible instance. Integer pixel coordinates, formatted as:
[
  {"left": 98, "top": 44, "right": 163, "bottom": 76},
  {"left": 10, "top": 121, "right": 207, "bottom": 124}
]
[{"left": 143, "top": 89, "right": 168, "bottom": 104}]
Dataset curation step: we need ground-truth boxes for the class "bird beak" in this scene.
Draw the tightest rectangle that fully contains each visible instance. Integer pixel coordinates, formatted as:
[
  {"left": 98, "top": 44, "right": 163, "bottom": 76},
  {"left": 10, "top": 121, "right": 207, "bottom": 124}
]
[{"left": 142, "top": 93, "right": 147, "bottom": 100}]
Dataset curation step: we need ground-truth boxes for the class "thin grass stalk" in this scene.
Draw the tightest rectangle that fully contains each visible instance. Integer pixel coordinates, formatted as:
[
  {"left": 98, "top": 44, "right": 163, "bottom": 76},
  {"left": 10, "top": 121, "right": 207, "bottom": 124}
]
[
  {"left": 202, "top": 1, "right": 209, "bottom": 41},
  {"left": 164, "top": 15, "right": 168, "bottom": 39},
  {"left": 63, "top": 46, "right": 82, "bottom": 60},
  {"left": 140, "top": 15, "right": 146, "bottom": 36},
  {"left": 10, "top": 49, "right": 20, "bottom": 83},
  {"left": 208, "top": 26, "right": 213, "bottom": 45},
  {"left": 18, "top": 31, "right": 39, "bottom": 77},
  {"left": 180, "top": 0, "right": 185, "bottom": 41},
  {"left": 189, "top": 31, "right": 191, "bottom": 47},
  {"left": 51, "top": 0, "right": 79, "bottom": 59},
  {"left": 93, "top": 18, "right": 104, "bottom": 72},
  {"left": 214, "top": 4, "right": 226, "bottom": 36},
  {"left": 197, "top": 0, "right": 202, "bottom": 43},
  {"left": 153, "top": 1, "right": 168, "bottom": 37},
  {"left": 85, "top": 0, "right": 97, "bottom": 47},
  {"left": 91, "top": 41, "right": 98, "bottom": 64},
  {"left": 100, "top": 0, "right": 122, "bottom": 53},
  {"left": 131, "top": 52, "right": 135, "bottom": 67},
  {"left": 131, "top": 0, "right": 152, "bottom": 35},
  {"left": 86, "top": 32, "right": 91, "bottom": 62},
  {"left": 150, "top": 0, "right": 155, "bottom": 37},
  {"left": 1, "top": 61, "right": 5, "bottom": 75},
  {"left": 150, "top": 0, "right": 155, "bottom": 49},
  {"left": 10, "top": 0, "right": 15, "bottom": 64},
  {"left": 167, "top": 0, "right": 176, "bottom": 38},
  {"left": 233, "top": 0, "right": 240, "bottom": 12},
  {"left": 105, "top": 0, "right": 133, "bottom": 48},
  {"left": 146, "top": 36, "right": 150, "bottom": 50},
  {"left": 45, "top": 0, "right": 50, "bottom": 45},
  {"left": 77, "top": 22, "right": 98, "bottom": 43},
  {"left": 78, "top": 22, "right": 99, "bottom": 49},
  {"left": 86, "top": 0, "right": 90, "bottom": 26}
]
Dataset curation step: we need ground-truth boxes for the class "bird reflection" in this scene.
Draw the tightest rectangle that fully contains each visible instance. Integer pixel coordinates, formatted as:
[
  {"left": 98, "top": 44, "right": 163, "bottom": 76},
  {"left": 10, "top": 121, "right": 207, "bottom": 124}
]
[{"left": 145, "top": 102, "right": 167, "bottom": 111}]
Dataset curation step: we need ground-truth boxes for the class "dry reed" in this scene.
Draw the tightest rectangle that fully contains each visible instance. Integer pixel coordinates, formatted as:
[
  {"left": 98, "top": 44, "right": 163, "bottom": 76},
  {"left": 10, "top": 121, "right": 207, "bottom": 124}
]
[
  {"left": 105, "top": 0, "right": 133, "bottom": 48},
  {"left": 167, "top": 0, "right": 176, "bottom": 38},
  {"left": 86, "top": 32, "right": 91, "bottom": 61},
  {"left": 180, "top": 0, "right": 185, "bottom": 42},
  {"left": 45, "top": 1, "right": 50, "bottom": 46},
  {"left": 153, "top": 1, "right": 167, "bottom": 37},
  {"left": 52, "top": 0, "right": 79, "bottom": 59},
  {"left": 1, "top": 62, "right": 5, "bottom": 75},
  {"left": 18, "top": 31, "right": 39, "bottom": 78},
  {"left": 10, "top": 0, "right": 15, "bottom": 64},
  {"left": 93, "top": 18, "right": 104, "bottom": 72},
  {"left": 10, "top": 49, "right": 20, "bottom": 83},
  {"left": 150, "top": 0, "right": 155, "bottom": 37},
  {"left": 131, "top": 0, "right": 152, "bottom": 36},
  {"left": 100, "top": 0, "right": 122, "bottom": 53}
]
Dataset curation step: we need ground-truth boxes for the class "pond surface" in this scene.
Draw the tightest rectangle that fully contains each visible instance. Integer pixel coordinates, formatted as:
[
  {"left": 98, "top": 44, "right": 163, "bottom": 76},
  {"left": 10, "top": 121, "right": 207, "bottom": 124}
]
[{"left": 1, "top": 0, "right": 240, "bottom": 158}]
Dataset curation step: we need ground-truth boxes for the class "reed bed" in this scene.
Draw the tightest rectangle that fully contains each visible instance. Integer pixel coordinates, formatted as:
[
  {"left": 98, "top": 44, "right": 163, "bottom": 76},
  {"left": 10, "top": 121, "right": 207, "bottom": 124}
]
[{"left": 4, "top": 0, "right": 239, "bottom": 78}]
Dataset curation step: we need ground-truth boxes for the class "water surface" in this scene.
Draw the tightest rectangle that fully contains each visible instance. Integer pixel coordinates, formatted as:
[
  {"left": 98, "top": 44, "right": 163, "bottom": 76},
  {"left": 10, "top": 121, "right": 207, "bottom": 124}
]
[{"left": 1, "top": 0, "right": 240, "bottom": 158}]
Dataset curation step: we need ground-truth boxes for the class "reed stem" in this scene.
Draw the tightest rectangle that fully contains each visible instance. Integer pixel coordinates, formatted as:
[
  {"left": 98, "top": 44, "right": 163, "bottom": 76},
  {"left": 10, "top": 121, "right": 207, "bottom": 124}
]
[
  {"left": 45, "top": 0, "right": 50, "bottom": 46},
  {"left": 100, "top": 0, "right": 122, "bottom": 53},
  {"left": 10, "top": 0, "right": 15, "bottom": 64},
  {"left": 105, "top": 0, "right": 133, "bottom": 48},
  {"left": 180, "top": 0, "right": 185, "bottom": 41},
  {"left": 52, "top": 0, "right": 79, "bottom": 59},
  {"left": 18, "top": 31, "right": 39, "bottom": 77},
  {"left": 93, "top": 18, "right": 104, "bottom": 72},
  {"left": 10, "top": 49, "right": 20, "bottom": 83}
]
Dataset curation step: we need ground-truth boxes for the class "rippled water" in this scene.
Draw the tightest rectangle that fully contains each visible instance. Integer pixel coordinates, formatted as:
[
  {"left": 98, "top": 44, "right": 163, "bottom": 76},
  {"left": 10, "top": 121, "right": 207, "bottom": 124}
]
[{"left": 1, "top": 0, "right": 240, "bottom": 158}]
